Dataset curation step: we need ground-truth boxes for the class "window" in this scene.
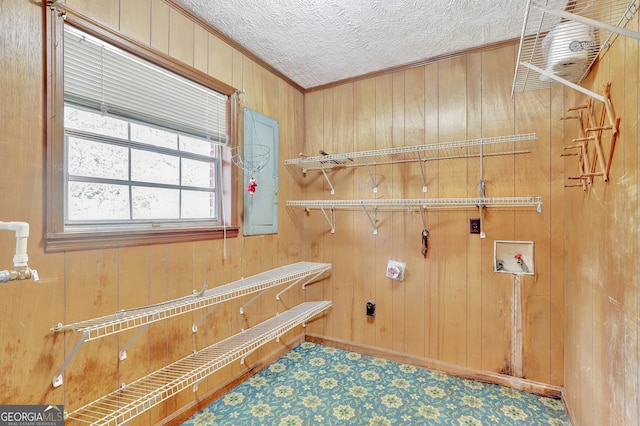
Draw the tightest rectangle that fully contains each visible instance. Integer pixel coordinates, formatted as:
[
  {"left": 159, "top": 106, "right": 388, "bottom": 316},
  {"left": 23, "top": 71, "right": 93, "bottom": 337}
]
[
  {"left": 45, "top": 12, "right": 238, "bottom": 251},
  {"left": 65, "top": 105, "right": 220, "bottom": 226}
]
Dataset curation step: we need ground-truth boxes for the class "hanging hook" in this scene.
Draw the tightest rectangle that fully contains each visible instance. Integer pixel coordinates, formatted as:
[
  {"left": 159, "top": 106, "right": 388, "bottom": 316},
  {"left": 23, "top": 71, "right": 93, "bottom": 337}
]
[
  {"left": 420, "top": 206, "right": 427, "bottom": 230},
  {"left": 420, "top": 207, "right": 429, "bottom": 259}
]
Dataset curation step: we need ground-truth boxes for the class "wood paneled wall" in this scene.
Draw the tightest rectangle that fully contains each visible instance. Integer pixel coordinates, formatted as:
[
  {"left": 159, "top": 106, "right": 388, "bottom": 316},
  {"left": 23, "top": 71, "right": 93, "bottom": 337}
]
[
  {"left": 8, "top": 0, "right": 637, "bottom": 424},
  {"left": 301, "top": 45, "right": 566, "bottom": 386},
  {"left": 0, "top": 0, "right": 304, "bottom": 424},
  {"left": 562, "top": 10, "right": 640, "bottom": 426}
]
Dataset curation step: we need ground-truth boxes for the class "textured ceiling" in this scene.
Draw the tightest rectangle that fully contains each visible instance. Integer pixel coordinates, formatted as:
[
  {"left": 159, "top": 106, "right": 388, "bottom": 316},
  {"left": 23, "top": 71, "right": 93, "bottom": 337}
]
[{"left": 174, "top": 0, "right": 528, "bottom": 89}]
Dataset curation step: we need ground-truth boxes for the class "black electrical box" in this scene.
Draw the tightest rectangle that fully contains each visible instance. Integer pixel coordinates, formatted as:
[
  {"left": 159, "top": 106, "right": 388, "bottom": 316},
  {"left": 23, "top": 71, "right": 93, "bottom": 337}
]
[
  {"left": 366, "top": 301, "right": 376, "bottom": 316},
  {"left": 470, "top": 218, "right": 481, "bottom": 234}
]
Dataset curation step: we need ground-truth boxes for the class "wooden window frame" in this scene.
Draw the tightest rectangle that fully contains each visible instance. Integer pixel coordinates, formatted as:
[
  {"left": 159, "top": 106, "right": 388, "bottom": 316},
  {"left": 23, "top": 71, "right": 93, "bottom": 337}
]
[{"left": 44, "top": 6, "right": 239, "bottom": 252}]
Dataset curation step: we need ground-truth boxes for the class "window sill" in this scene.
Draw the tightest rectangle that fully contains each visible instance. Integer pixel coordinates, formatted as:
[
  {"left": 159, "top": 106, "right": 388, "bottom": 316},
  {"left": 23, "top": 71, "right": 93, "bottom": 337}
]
[{"left": 45, "top": 226, "right": 239, "bottom": 252}]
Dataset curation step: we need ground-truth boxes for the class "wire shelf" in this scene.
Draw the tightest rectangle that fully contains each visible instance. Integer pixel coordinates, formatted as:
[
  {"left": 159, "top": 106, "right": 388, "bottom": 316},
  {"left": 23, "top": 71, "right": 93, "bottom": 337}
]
[
  {"left": 51, "top": 262, "right": 331, "bottom": 341},
  {"left": 286, "top": 197, "right": 543, "bottom": 211},
  {"left": 512, "top": 0, "right": 639, "bottom": 95},
  {"left": 285, "top": 133, "right": 537, "bottom": 172},
  {"left": 65, "top": 301, "right": 332, "bottom": 426},
  {"left": 287, "top": 198, "right": 542, "bottom": 234}
]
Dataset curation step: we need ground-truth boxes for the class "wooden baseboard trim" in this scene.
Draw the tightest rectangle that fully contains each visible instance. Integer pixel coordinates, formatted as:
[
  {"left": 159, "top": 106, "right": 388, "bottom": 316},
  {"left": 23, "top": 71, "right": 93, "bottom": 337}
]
[
  {"left": 156, "top": 332, "right": 306, "bottom": 426},
  {"left": 305, "top": 333, "right": 564, "bottom": 399}
]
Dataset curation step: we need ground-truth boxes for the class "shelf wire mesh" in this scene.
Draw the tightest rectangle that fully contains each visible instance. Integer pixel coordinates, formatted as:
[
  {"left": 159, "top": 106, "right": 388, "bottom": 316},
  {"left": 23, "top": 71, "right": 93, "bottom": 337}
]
[
  {"left": 65, "top": 301, "right": 332, "bottom": 426},
  {"left": 286, "top": 197, "right": 543, "bottom": 211},
  {"left": 51, "top": 262, "right": 331, "bottom": 341},
  {"left": 285, "top": 133, "right": 537, "bottom": 172},
  {"left": 513, "top": 0, "right": 639, "bottom": 93}
]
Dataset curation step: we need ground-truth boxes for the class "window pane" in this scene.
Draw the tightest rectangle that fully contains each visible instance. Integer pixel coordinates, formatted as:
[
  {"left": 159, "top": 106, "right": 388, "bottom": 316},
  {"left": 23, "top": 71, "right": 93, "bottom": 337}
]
[
  {"left": 132, "top": 186, "right": 179, "bottom": 219},
  {"left": 131, "top": 123, "right": 178, "bottom": 150},
  {"left": 180, "top": 134, "right": 216, "bottom": 156},
  {"left": 182, "top": 158, "right": 215, "bottom": 188},
  {"left": 182, "top": 190, "right": 215, "bottom": 218},
  {"left": 68, "top": 137, "right": 129, "bottom": 180},
  {"left": 131, "top": 149, "right": 179, "bottom": 185},
  {"left": 68, "top": 181, "right": 130, "bottom": 220},
  {"left": 64, "top": 105, "right": 129, "bottom": 139}
]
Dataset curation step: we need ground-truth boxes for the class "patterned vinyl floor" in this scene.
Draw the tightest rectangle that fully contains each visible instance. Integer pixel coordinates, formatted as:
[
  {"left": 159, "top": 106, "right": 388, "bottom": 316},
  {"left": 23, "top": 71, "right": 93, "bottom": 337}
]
[{"left": 183, "top": 341, "right": 570, "bottom": 425}]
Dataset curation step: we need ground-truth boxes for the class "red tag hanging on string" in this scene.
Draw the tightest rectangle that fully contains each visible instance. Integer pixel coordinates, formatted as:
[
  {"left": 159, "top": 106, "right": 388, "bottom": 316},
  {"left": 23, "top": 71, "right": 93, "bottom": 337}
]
[{"left": 247, "top": 176, "right": 258, "bottom": 194}]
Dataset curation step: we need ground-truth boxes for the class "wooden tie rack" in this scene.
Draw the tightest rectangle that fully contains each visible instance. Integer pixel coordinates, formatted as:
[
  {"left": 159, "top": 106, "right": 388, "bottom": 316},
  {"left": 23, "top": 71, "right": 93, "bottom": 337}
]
[{"left": 561, "top": 83, "right": 620, "bottom": 190}]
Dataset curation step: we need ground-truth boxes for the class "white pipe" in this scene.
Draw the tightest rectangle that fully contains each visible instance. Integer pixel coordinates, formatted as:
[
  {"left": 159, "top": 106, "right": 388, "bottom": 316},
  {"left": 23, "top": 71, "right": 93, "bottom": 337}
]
[{"left": 0, "top": 221, "right": 30, "bottom": 267}]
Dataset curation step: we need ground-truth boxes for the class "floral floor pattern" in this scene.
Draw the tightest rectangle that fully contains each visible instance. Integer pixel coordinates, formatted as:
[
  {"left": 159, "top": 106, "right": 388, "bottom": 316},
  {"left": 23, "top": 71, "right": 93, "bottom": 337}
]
[{"left": 183, "top": 341, "right": 570, "bottom": 425}]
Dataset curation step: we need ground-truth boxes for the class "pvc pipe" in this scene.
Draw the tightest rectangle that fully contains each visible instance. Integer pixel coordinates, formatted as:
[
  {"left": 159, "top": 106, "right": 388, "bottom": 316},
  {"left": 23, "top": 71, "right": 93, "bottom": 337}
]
[{"left": 0, "top": 221, "right": 30, "bottom": 267}]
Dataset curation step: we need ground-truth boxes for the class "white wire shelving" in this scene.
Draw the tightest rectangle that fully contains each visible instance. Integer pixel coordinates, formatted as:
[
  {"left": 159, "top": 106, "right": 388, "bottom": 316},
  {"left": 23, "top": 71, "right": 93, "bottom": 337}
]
[
  {"left": 512, "top": 0, "right": 639, "bottom": 100},
  {"left": 50, "top": 261, "right": 331, "bottom": 387},
  {"left": 286, "top": 197, "right": 543, "bottom": 235},
  {"left": 285, "top": 134, "right": 537, "bottom": 194},
  {"left": 64, "top": 301, "right": 332, "bottom": 426}
]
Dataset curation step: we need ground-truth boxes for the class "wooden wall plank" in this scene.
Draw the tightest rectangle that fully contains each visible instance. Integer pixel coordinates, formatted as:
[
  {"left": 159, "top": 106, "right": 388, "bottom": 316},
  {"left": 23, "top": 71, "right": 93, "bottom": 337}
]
[
  {"left": 301, "top": 91, "right": 329, "bottom": 337},
  {"left": 352, "top": 78, "right": 377, "bottom": 347},
  {"left": 605, "top": 32, "right": 627, "bottom": 425},
  {"left": 208, "top": 34, "right": 234, "bottom": 86},
  {"left": 515, "top": 88, "right": 552, "bottom": 384},
  {"left": 150, "top": 0, "right": 170, "bottom": 54},
  {"left": 403, "top": 67, "right": 426, "bottom": 358},
  {"left": 65, "top": 0, "right": 120, "bottom": 29},
  {"left": 621, "top": 15, "right": 639, "bottom": 425},
  {"left": 549, "top": 86, "right": 565, "bottom": 387},
  {"left": 117, "top": 246, "right": 150, "bottom": 387},
  {"left": 479, "top": 45, "right": 516, "bottom": 375},
  {"left": 437, "top": 57, "right": 468, "bottom": 366},
  {"left": 465, "top": 51, "right": 483, "bottom": 371},
  {"left": 64, "top": 250, "right": 119, "bottom": 411},
  {"left": 320, "top": 88, "right": 335, "bottom": 338},
  {"left": 330, "top": 83, "right": 355, "bottom": 342},
  {"left": 119, "top": 0, "right": 151, "bottom": 44},
  {"left": 391, "top": 71, "right": 407, "bottom": 354},
  {"left": 168, "top": 8, "right": 194, "bottom": 66},
  {"left": 423, "top": 62, "right": 440, "bottom": 360},
  {"left": 193, "top": 24, "right": 209, "bottom": 73},
  {"left": 374, "top": 74, "right": 394, "bottom": 350}
]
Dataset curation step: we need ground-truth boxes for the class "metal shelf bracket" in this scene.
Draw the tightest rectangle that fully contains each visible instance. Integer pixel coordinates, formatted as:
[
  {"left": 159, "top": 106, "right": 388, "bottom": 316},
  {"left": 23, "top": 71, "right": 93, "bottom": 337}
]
[{"left": 52, "top": 331, "right": 88, "bottom": 388}]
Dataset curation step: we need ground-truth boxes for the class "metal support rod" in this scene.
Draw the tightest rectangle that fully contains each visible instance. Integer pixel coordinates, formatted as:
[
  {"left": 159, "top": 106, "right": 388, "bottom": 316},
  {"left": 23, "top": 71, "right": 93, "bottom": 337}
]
[
  {"left": 363, "top": 157, "right": 378, "bottom": 193},
  {"left": 239, "top": 288, "right": 270, "bottom": 315},
  {"left": 53, "top": 331, "right": 89, "bottom": 387},
  {"left": 276, "top": 269, "right": 326, "bottom": 301},
  {"left": 192, "top": 303, "right": 221, "bottom": 333},
  {"left": 275, "top": 276, "right": 306, "bottom": 301},
  {"left": 478, "top": 141, "right": 486, "bottom": 237},
  {"left": 319, "top": 207, "right": 335, "bottom": 234},
  {"left": 520, "top": 61, "right": 605, "bottom": 103},
  {"left": 240, "top": 345, "right": 260, "bottom": 365},
  {"left": 319, "top": 165, "right": 335, "bottom": 195},
  {"left": 361, "top": 205, "right": 378, "bottom": 235},
  {"left": 119, "top": 317, "right": 156, "bottom": 360},
  {"left": 420, "top": 207, "right": 427, "bottom": 230},
  {"left": 479, "top": 139, "right": 484, "bottom": 191},
  {"left": 416, "top": 150, "right": 428, "bottom": 193}
]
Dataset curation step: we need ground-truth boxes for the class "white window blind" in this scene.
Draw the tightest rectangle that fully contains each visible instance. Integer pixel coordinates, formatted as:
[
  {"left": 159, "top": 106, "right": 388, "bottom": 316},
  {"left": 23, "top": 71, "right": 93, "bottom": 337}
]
[{"left": 63, "top": 26, "right": 228, "bottom": 145}]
